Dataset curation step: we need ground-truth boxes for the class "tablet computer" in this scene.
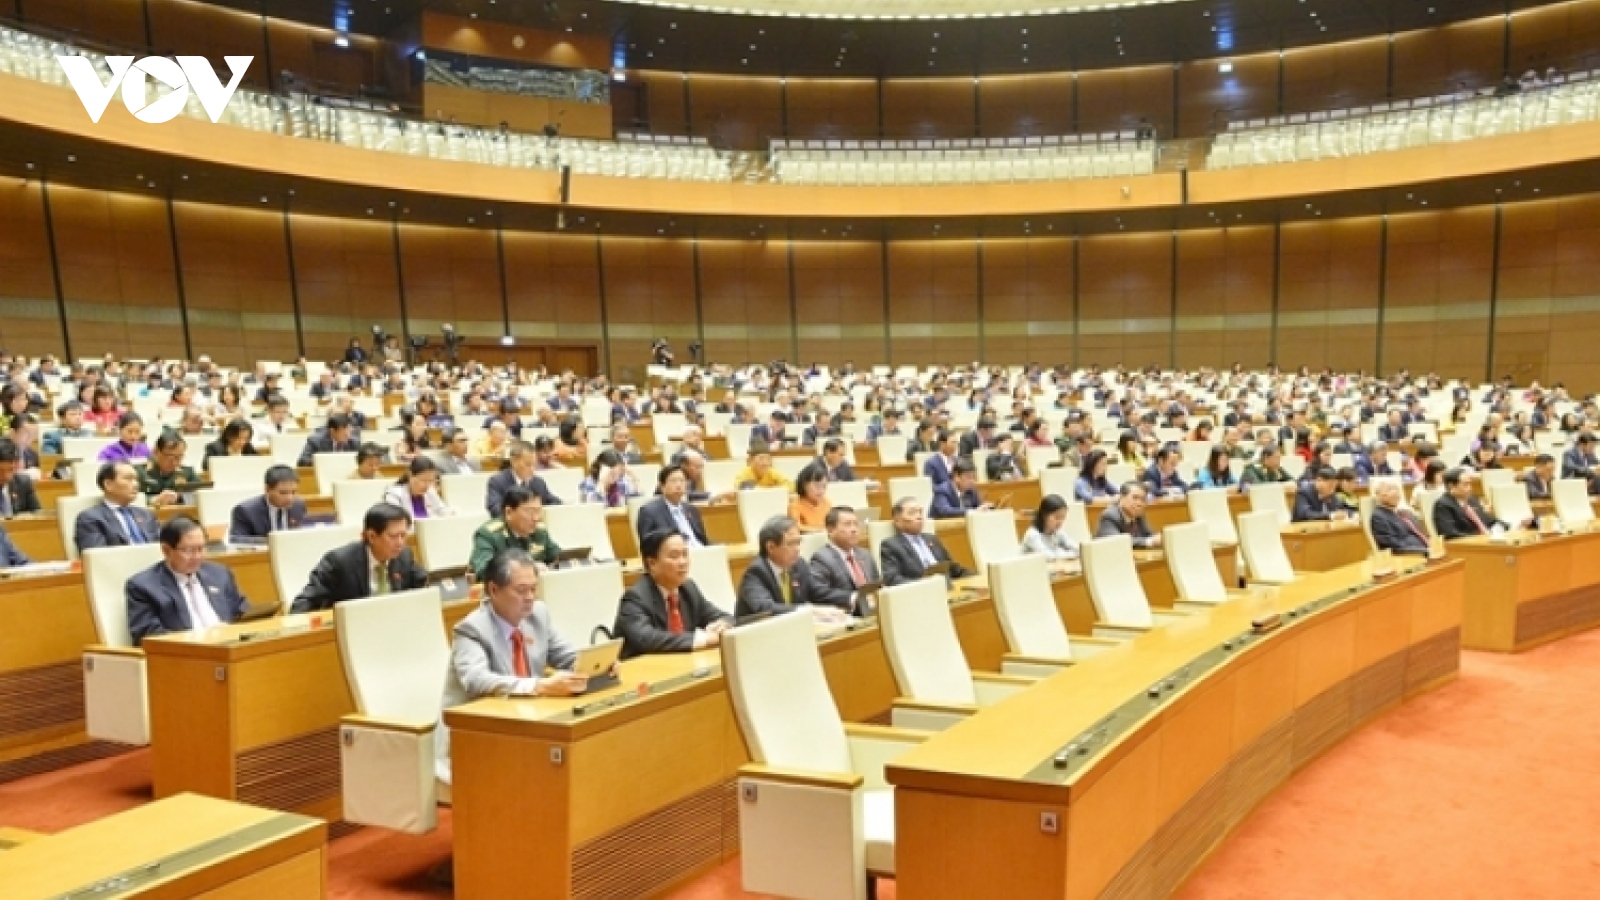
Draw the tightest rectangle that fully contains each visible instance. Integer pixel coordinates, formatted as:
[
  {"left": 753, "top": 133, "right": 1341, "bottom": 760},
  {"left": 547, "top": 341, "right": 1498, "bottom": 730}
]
[
  {"left": 921, "top": 561, "right": 951, "bottom": 579},
  {"left": 556, "top": 547, "right": 592, "bottom": 563},
  {"left": 573, "top": 639, "right": 623, "bottom": 693}
]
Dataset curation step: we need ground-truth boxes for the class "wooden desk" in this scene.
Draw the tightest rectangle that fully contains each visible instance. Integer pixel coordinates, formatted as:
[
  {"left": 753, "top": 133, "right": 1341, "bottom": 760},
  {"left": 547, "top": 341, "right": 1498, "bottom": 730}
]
[
  {"left": 1281, "top": 521, "right": 1371, "bottom": 573},
  {"left": 1450, "top": 528, "right": 1600, "bottom": 652},
  {"left": 0, "top": 793, "right": 325, "bottom": 899},
  {"left": 3, "top": 515, "right": 62, "bottom": 562},
  {"left": 887, "top": 560, "right": 1465, "bottom": 900},
  {"left": 143, "top": 602, "right": 476, "bottom": 821},
  {"left": 1087, "top": 492, "right": 1253, "bottom": 535}
]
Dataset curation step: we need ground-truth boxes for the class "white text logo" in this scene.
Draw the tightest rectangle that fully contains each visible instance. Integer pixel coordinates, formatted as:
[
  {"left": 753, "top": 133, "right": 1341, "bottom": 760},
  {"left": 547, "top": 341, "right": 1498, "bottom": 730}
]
[{"left": 57, "top": 55, "right": 251, "bottom": 124}]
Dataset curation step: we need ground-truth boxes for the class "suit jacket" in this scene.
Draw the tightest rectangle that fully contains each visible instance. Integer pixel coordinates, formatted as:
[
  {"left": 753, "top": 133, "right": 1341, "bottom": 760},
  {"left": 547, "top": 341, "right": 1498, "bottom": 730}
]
[
  {"left": 615, "top": 574, "right": 732, "bottom": 658},
  {"left": 297, "top": 431, "right": 360, "bottom": 467},
  {"left": 751, "top": 424, "right": 792, "bottom": 447},
  {"left": 0, "top": 522, "right": 30, "bottom": 567},
  {"left": 823, "top": 462, "right": 856, "bottom": 483},
  {"left": 1095, "top": 504, "right": 1157, "bottom": 548},
  {"left": 126, "top": 560, "right": 248, "bottom": 645},
  {"left": 735, "top": 558, "right": 816, "bottom": 618},
  {"left": 1432, "top": 494, "right": 1505, "bottom": 539},
  {"left": 1142, "top": 466, "right": 1189, "bottom": 499},
  {"left": 1522, "top": 470, "right": 1552, "bottom": 500},
  {"left": 382, "top": 484, "right": 452, "bottom": 520},
  {"left": 635, "top": 497, "right": 710, "bottom": 547},
  {"left": 922, "top": 453, "right": 957, "bottom": 487},
  {"left": 2, "top": 474, "right": 41, "bottom": 515},
  {"left": 229, "top": 495, "right": 309, "bottom": 540},
  {"left": 484, "top": 468, "right": 563, "bottom": 516},
  {"left": 1378, "top": 423, "right": 1410, "bottom": 442},
  {"left": 929, "top": 481, "right": 981, "bottom": 519},
  {"left": 1370, "top": 505, "right": 1430, "bottom": 555},
  {"left": 879, "top": 531, "right": 971, "bottom": 586},
  {"left": 290, "top": 541, "right": 429, "bottom": 613},
  {"left": 808, "top": 542, "right": 880, "bottom": 613},
  {"left": 438, "top": 455, "right": 479, "bottom": 475},
  {"left": 1292, "top": 484, "right": 1343, "bottom": 522},
  {"left": 75, "top": 502, "right": 159, "bottom": 553}
]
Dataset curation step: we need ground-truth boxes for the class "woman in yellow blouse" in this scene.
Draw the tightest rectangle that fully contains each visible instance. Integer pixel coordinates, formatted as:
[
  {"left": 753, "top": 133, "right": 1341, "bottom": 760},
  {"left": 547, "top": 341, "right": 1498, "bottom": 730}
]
[
  {"left": 788, "top": 464, "right": 833, "bottom": 533},
  {"left": 734, "top": 443, "right": 795, "bottom": 492}
]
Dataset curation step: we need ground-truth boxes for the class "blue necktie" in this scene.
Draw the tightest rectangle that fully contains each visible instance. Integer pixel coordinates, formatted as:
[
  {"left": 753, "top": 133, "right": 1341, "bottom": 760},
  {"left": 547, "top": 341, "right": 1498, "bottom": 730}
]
[{"left": 118, "top": 507, "right": 145, "bottom": 544}]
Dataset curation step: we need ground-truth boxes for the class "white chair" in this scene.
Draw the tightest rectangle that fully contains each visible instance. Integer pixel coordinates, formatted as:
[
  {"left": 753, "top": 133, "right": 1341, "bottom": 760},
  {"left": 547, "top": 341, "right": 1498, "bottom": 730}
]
[
  {"left": 885, "top": 476, "right": 936, "bottom": 533},
  {"left": 312, "top": 452, "right": 359, "bottom": 494},
  {"left": 737, "top": 487, "right": 791, "bottom": 546},
  {"left": 543, "top": 502, "right": 618, "bottom": 561},
  {"left": 1024, "top": 445, "right": 1059, "bottom": 478},
  {"left": 1039, "top": 466, "right": 1079, "bottom": 502},
  {"left": 1247, "top": 480, "right": 1292, "bottom": 527},
  {"left": 1358, "top": 496, "right": 1382, "bottom": 557},
  {"left": 723, "top": 613, "right": 924, "bottom": 900},
  {"left": 1416, "top": 488, "right": 1445, "bottom": 538},
  {"left": 332, "top": 478, "right": 392, "bottom": 525},
  {"left": 269, "top": 432, "right": 305, "bottom": 466},
  {"left": 824, "top": 480, "right": 869, "bottom": 511},
  {"left": 1479, "top": 468, "right": 1515, "bottom": 492},
  {"left": 865, "top": 520, "right": 896, "bottom": 570},
  {"left": 81, "top": 544, "right": 163, "bottom": 746},
  {"left": 335, "top": 587, "right": 449, "bottom": 833},
  {"left": 799, "top": 530, "right": 829, "bottom": 562},
  {"left": 1187, "top": 487, "right": 1239, "bottom": 544},
  {"left": 965, "top": 508, "right": 1021, "bottom": 573},
  {"left": 703, "top": 459, "right": 744, "bottom": 495},
  {"left": 196, "top": 486, "right": 257, "bottom": 532},
  {"left": 1552, "top": 478, "right": 1595, "bottom": 527},
  {"left": 539, "top": 467, "right": 585, "bottom": 504},
  {"left": 688, "top": 544, "right": 739, "bottom": 614},
  {"left": 1105, "top": 463, "right": 1136, "bottom": 488},
  {"left": 62, "top": 436, "right": 115, "bottom": 463},
  {"left": 988, "top": 555, "right": 1113, "bottom": 678},
  {"left": 439, "top": 472, "right": 492, "bottom": 514},
  {"left": 875, "top": 433, "right": 908, "bottom": 466},
  {"left": 877, "top": 576, "right": 1032, "bottom": 731},
  {"left": 1487, "top": 483, "right": 1535, "bottom": 530},
  {"left": 269, "top": 525, "right": 360, "bottom": 613},
  {"left": 1080, "top": 535, "right": 1187, "bottom": 637},
  {"left": 1163, "top": 522, "right": 1236, "bottom": 606},
  {"left": 206, "top": 455, "right": 276, "bottom": 490},
  {"left": 416, "top": 511, "right": 488, "bottom": 571},
  {"left": 1238, "top": 510, "right": 1297, "bottom": 584},
  {"left": 58, "top": 494, "right": 100, "bottom": 561},
  {"left": 539, "top": 562, "right": 625, "bottom": 646}
]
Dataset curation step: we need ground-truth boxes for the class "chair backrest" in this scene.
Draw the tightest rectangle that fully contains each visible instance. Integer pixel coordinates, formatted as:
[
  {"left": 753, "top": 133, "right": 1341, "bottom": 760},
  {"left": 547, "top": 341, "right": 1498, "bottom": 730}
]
[
  {"left": 1105, "top": 463, "right": 1136, "bottom": 488},
  {"left": 798, "top": 530, "right": 829, "bottom": 562},
  {"left": 307, "top": 452, "right": 359, "bottom": 495},
  {"left": 543, "top": 502, "right": 617, "bottom": 561},
  {"left": 876, "top": 433, "right": 908, "bottom": 465},
  {"left": 1039, "top": 466, "right": 1079, "bottom": 502},
  {"left": 1024, "top": 445, "right": 1060, "bottom": 478},
  {"left": 1248, "top": 481, "right": 1291, "bottom": 527},
  {"left": 332, "top": 479, "right": 393, "bottom": 526},
  {"left": 988, "top": 555, "right": 1074, "bottom": 660},
  {"left": 62, "top": 436, "right": 115, "bottom": 462},
  {"left": 736, "top": 487, "right": 791, "bottom": 546},
  {"left": 866, "top": 520, "right": 896, "bottom": 568},
  {"left": 1188, "top": 487, "right": 1239, "bottom": 544},
  {"left": 1080, "top": 534, "right": 1153, "bottom": 627},
  {"left": 966, "top": 508, "right": 1022, "bottom": 572},
  {"left": 82, "top": 544, "right": 164, "bottom": 647},
  {"left": 1416, "top": 488, "right": 1445, "bottom": 537},
  {"left": 823, "top": 480, "right": 868, "bottom": 510},
  {"left": 1238, "top": 510, "right": 1296, "bottom": 583},
  {"left": 59, "top": 493, "right": 101, "bottom": 561},
  {"left": 334, "top": 587, "right": 449, "bottom": 724},
  {"left": 877, "top": 576, "right": 977, "bottom": 705},
  {"left": 651, "top": 413, "right": 688, "bottom": 444},
  {"left": 207, "top": 455, "right": 276, "bottom": 490},
  {"left": 1553, "top": 478, "right": 1594, "bottom": 525},
  {"left": 268, "top": 432, "right": 304, "bottom": 466},
  {"left": 196, "top": 486, "right": 258, "bottom": 529},
  {"left": 1488, "top": 483, "right": 1534, "bottom": 530},
  {"left": 1358, "top": 496, "right": 1380, "bottom": 556},
  {"left": 538, "top": 467, "right": 585, "bottom": 504},
  {"left": 886, "top": 475, "right": 936, "bottom": 533},
  {"left": 416, "top": 511, "right": 489, "bottom": 570},
  {"left": 724, "top": 423, "right": 753, "bottom": 459},
  {"left": 702, "top": 459, "right": 743, "bottom": 495},
  {"left": 539, "top": 562, "right": 625, "bottom": 646},
  {"left": 270, "top": 525, "right": 360, "bottom": 612},
  {"left": 1164, "top": 521, "right": 1229, "bottom": 602},
  {"left": 1061, "top": 500, "right": 1094, "bottom": 545},
  {"left": 721, "top": 612, "right": 851, "bottom": 772},
  {"left": 688, "top": 544, "right": 739, "bottom": 613},
  {"left": 439, "top": 472, "right": 492, "bottom": 513},
  {"left": 1479, "top": 468, "right": 1515, "bottom": 491}
]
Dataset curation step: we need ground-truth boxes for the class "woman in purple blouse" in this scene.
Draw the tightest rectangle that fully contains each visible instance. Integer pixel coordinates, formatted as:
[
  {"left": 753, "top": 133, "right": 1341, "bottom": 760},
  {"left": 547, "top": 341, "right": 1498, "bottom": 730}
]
[
  {"left": 96, "top": 412, "right": 152, "bottom": 465},
  {"left": 382, "top": 456, "right": 452, "bottom": 525}
]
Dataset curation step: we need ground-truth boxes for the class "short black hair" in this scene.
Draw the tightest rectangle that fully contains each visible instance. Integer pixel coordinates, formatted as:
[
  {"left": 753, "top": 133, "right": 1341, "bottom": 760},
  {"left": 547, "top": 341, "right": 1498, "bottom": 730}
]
[
  {"left": 0, "top": 437, "right": 16, "bottom": 464},
  {"left": 356, "top": 443, "right": 387, "bottom": 465},
  {"left": 757, "top": 516, "right": 798, "bottom": 557},
  {"left": 1314, "top": 466, "right": 1337, "bottom": 481},
  {"left": 1118, "top": 481, "right": 1148, "bottom": 498},
  {"left": 824, "top": 505, "right": 856, "bottom": 530},
  {"left": 154, "top": 431, "right": 185, "bottom": 452},
  {"left": 795, "top": 462, "right": 828, "bottom": 496},
  {"left": 96, "top": 461, "right": 129, "bottom": 489},
  {"left": 533, "top": 435, "right": 555, "bottom": 451},
  {"left": 821, "top": 438, "right": 843, "bottom": 455},
  {"left": 326, "top": 413, "right": 352, "bottom": 432},
  {"left": 116, "top": 411, "right": 143, "bottom": 430},
  {"left": 501, "top": 485, "right": 542, "bottom": 512},
  {"left": 1443, "top": 468, "right": 1469, "bottom": 489},
  {"left": 639, "top": 528, "right": 684, "bottom": 562},
  {"left": 951, "top": 459, "right": 977, "bottom": 477},
  {"left": 266, "top": 395, "right": 289, "bottom": 410},
  {"left": 159, "top": 515, "right": 204, "bottom": 548},
  {"left": 657, "top": 463, "right": 685, "bottom": 487},
  {"left": 264, "top": 464, "right": 299, "bottom": 488},
  {"left": 362, "top": 502, "right": 412, "bottom": 534}
]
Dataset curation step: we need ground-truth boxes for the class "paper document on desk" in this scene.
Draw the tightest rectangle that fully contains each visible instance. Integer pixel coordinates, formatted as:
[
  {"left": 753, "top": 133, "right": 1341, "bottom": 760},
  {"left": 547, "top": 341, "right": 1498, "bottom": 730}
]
[{"left": 0, "top": 561, "right": 73, "bottom": 578}]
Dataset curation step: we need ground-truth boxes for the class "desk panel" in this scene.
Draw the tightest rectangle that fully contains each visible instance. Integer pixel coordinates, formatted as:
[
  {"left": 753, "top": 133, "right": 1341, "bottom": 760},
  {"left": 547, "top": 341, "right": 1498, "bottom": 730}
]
[{"left": 1450, "top": 529, "right": 1600, "bottom": 652}]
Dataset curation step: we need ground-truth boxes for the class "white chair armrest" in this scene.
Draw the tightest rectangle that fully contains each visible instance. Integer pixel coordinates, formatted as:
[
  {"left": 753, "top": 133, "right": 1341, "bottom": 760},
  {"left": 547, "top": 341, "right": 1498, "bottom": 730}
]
[
  {"left": 1093, "top": 621, "right": 1152, "bottom": 640},
  {"left": 971, "top": 671, "right": 1036, "bottom": 706},
  {"left": 1150, "top": 609, "right": 1194, "bottom": 626},
  {"left": 740, "top": 763, "right": 863, "bottom": 791},
  {"left": 1000, "top": 653, "right": 1073, "bottom": 678},
  {"left": 891, "top": 699, "right": 978, "bottom": 732},
  {"left": 844, "top": 723, "right": 932, "bottom": 790}
]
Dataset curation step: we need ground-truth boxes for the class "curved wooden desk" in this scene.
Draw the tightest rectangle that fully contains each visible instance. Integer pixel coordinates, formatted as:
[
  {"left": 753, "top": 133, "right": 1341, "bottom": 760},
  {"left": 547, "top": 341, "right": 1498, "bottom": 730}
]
[
  {"left": 1449, "top": 528, "right": 1600, "bottom": 652},
  {"left": 886, "top": 559, "right": 1464, "bottom": 900}
]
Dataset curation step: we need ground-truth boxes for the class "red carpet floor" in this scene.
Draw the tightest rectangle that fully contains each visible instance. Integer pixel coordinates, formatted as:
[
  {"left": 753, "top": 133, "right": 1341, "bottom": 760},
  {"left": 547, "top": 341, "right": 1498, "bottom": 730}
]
[{"left": 3, "top": 631, "right": 1597, "bottom": 898}]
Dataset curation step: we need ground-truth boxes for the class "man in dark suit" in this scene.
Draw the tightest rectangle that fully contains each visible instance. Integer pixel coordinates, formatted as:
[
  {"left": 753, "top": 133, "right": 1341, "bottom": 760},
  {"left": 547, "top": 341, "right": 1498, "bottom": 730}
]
[
  {"left": 801, "top": 412, "right": 840, "bottom": 449},
  {"left": 1432, "top": 468, "right": 1509, "bottom": 540},
  {"left": 127, "top": 517, "right": 250, "bottom": 644},
  {"left": 1292, "top": 467, "right": 1349, "bottom": 522},
  {"left": 0, "top": 437, "right": 40, "bottom": 516},
  {"left": 230, "top": 465, "right": 308, "bottom": 540},
  {"left": 736, "top": 516, "right": 819, "bottom": 618},
  {"left": 76, "top": 462, "right": 160, "bottom": 553},
  {"left": 1096, "top": 482, "right": 1161, "bottom": 548},
  {"left": 1377, "top": 410, "right": 1410, "bottom": 443},
  {"left": 1141, "top": 446, "right": 1190, "bottom": 499},
  {"left": 958, "top": 418, "right": 999, "bottom": 457},
  {"left": 880, "top": 497, "right": 972, "bottom": 586},
  {"left": 0, "top": 521, "right": 30, "bottom": 567},
  {"left": 751, "top": 410, "right": 793, "bottom": 449},
  {"left": 818, "top": 439, "right": 856, "bottom": 483},
  {"left": 922, "top": 430, "right": 959, "bottom": 487},
  {"left": 485, "top": 441, "right": 563, "bottom": 516},
  {"left": 865, "top": 409, "right": 903, "bottom": 445},
  {"left": 1522, "top": 454, "right": 1556, "bottom": 500},
  {"left": 291, "top": 503, "right": 429, "bottom": 612},
  {"left": 296, "top": 413, "right": 360, "bottom": 467},
  {"left": 615, "top": 528, "right": 733, "bottom": 658},
  {"left": 809, "top": 506, "right": 880, "bottom": 614},
  {"left": 1369, "top": 481, "right": 1431, "bottom": 556},
  {"left": 636, "top": 464, "right": 710, "bottom": 548},
  {"left": 930, "top": 460, "right": 990, "bottom": 520},
  {"left": 1563, "top": 434, "right": 1598, "bottom": 481}
]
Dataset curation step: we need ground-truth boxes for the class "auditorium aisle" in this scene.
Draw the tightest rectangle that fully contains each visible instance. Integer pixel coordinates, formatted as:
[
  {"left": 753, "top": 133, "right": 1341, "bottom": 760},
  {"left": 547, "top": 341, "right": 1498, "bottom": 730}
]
[{"left": 3, "top": 632, "right": 1596, "bottom": 898}]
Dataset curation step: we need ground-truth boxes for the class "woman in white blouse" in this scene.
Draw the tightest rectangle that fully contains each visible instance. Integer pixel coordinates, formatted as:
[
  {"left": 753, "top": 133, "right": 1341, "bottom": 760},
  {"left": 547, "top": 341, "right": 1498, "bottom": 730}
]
[
  {"left": 1019, "top": 494, "right": 1080, "bottom": 564},
  {"left": 383, "top": 456, "right": 453, "bottom": 524}
]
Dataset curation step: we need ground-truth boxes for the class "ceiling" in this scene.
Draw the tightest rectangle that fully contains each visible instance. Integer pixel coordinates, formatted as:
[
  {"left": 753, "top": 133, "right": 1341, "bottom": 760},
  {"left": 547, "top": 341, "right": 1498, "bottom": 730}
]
[{"left": 194, "top": 0, "right": 1570, "bottom": 77}]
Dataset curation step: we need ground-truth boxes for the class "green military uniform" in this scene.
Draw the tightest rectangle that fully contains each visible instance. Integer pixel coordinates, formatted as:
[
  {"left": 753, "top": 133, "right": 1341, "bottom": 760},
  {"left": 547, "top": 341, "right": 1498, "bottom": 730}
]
[
  {"left": 137, "top": 463, "right": 200, "bottom": 499},
  {"left": 1240, "top": 463, "right": 1292, "bottom": 485},
  {"left": 470, "top": 518, "right": 561, "bottom": 579}
]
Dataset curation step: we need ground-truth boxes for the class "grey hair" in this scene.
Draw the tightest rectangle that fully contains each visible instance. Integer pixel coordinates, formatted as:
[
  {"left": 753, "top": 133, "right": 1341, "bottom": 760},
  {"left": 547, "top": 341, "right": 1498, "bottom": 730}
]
[
  {"left": 757, "top": 516, "right": 798, "bottom": 557},
  {"left": 484, "top": 549, "right": 538, "bottom": 590}
]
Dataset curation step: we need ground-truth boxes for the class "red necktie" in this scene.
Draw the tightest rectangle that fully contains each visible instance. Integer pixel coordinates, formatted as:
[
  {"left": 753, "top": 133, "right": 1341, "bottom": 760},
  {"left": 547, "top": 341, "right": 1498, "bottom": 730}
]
[
  {"left": 510, "top": 629, "right": 530, "bottom": 678},
  {"left": 666, "top": 591, "right": 684, "bottom": 635},
  {"left": 1463, "top": 502, "right": 1488, "bottom": 535},
  {"left": 843, "top": 547, "right": 865, "bottom": 586},
  {"left": 1399, "top": 509, "right": 1430, "bottom": 543}
]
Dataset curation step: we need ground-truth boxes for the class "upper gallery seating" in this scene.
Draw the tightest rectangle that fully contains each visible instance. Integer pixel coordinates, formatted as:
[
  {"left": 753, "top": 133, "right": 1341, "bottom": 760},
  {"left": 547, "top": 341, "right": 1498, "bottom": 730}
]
[{"left": 770, "top": 133, "right": 1157, "bottom": 186}]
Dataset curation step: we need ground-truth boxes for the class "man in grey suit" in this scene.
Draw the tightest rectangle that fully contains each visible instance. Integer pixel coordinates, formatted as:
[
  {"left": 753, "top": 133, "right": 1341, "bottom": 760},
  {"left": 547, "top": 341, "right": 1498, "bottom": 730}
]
[
  {"left": 808, "top": 506, "right": 879, "bottom": 615},
  {"left": 636, "top": 464, "right": 711, "bottom": 547},
  {"left": 438, "top": 427, "right": 480, "bottom": 476},
  {"left": 736, "top": 516, "right": 819, "bottom": 618},
  {"left": 880, "top": 497, "right": 972, "bottom": 586},
  {"left": 1095, "top": 482, "right": 1161, "bottom": 549},
  {"left": 296, "top": 413, "right": 361, "bottom": 467},
  {"left": 485, "top": 441, "right": 563, "bottom": 516},
  {"left": 75, "top": 462, "right": 160, "bottom": 553},
  {"left": 126, "top": 517, "right": 249, "bottom": 645},
  {"left": 229, "top": 465, "right": 308, "bottom": 540}
]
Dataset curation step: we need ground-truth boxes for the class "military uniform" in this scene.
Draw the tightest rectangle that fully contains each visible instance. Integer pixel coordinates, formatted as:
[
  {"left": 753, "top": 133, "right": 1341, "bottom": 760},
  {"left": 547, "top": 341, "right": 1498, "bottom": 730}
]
[
  {"left": 137, "top": 463, "right": 201, "bottom": 503},
  {"left": 1240, "top": 463, "right": 1293, "bottom": 485},
  {"left": 469, "top": 518, "right": 561, "bottom": 579}
]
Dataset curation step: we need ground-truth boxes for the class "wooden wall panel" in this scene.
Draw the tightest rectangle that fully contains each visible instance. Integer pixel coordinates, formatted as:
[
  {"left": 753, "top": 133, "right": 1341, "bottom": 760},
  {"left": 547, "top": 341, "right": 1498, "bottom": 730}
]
[
  {"left": 1497, "top": 195, "right": 1600, "bottom": 388},
  {"left": 881, "top": 78, "right": 976, "bottom": 140},
  {"left": 1542, "top": 194, "right": 1600, "bottom": 390},
  {"left": 1381, "top": 208, "right": 1494, "bottom": 381},
  {"left": 173, "top": 203, "right": 297, "bottom": 366},
  {"left": 1075, "top": 65, "right": 1172, "bottom": 138},
  {"left": 1275, "top": 218, "right": 1382, "bottom": 374},
  {"left": 146, "top": 0, "right": 271, "bottom": 89},
  {"left": 1508, "top": 1, "right": 1600, "bottom": 78},
  {"left": 785, "top": 78, "right": 880, "bottom": 141},
  {"left": 265, "top": 19, "right": 389, "bottom": 97},
  {"left": 601, "top": 237, "right": 697, "bottom": 380},
  {"left": 1177, "top": 52, "right": 1278, "bottom": 138},
  {"left": 397, "top": 222, "right": 501, "bottom": 343},
  {"left": 1079, "top": 232, "right": 1173, "bottom": 368},
  {"left": 979, "top": 74, "right": 1075, "bottom": 138},
  {"left": 502, "top": 231, "right": 602, "bottom": 345},
  {"left": 50, "top": 186, "right": 185, "bottom": 361},
  {"left": 1391, "top": 17, "right": 1505, "bottom": 100},
  {"left": 700, "top": 238, "right": 791, "bottom": 367},
  {"left": 887, "top": 241, "right": 978, "bottom": 366},
  {"left": 1281, "top": 38, "right": 1391, "bottom": 118},
  {"left": 289, "top": 214, "right": 401, "bottom": 365},
  {"left": 981, "top": 237, "right": 1073, "bottom": 365},
  {"left": 0, "top": 182, "right": 64, "bottom": 358},
  {"left": 793, "top": 240, "right": 883, "bottom": 367},
  {"left": 19, "top": 0, "right": 147, "bottom": 48},
  {"left": 1174, "top": 225, "right": 1275, "bottom": 370},
  {"left": 636, "top": 71, "right": 689, "bottom": 136},
  {"left": 419, "top": 12, "right": 610, "bottom": 71},
  {"left": 688, "top": 75, "right": 783, "bottom": 150}
]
